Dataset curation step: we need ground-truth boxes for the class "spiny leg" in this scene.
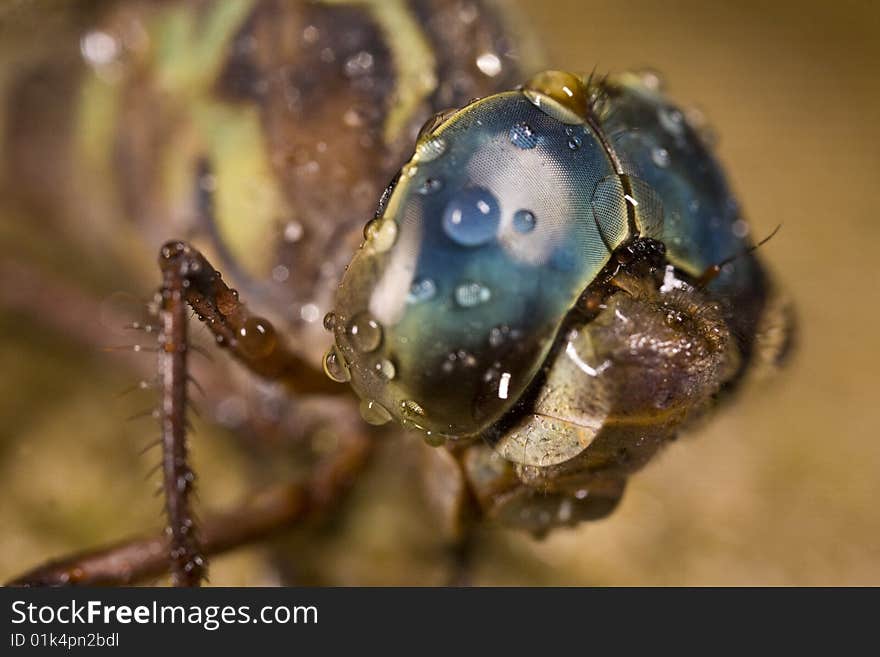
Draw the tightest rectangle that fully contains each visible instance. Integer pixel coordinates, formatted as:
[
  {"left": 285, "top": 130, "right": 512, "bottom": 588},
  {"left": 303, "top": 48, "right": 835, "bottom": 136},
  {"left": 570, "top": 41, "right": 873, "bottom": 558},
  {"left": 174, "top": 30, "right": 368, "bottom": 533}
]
[
  {"left": 157, "top": 127, "right": 346, "bottom": 576},
  {"left": 153, "top": 241, "right": 344, "bottom": 586},
  {"left": 6, "top": 240, "right": 354, "bottom": 586},
  {"left": 158, "top": 249, "right": 203, "bottom": 586}
]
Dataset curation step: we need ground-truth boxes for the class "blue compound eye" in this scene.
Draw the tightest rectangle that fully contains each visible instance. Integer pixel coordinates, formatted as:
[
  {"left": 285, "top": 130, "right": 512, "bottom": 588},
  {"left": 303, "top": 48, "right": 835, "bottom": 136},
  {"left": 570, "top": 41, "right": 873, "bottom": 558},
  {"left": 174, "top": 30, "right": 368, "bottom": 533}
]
[
  {"left": 325, "top": 66, "right": 761, "bottom": 474},
  {"left": 325, "top": 69, "right": 748, "bottom": 451},
  {"left": 326, "top": 71, "right": 637, "bottom": 439}
]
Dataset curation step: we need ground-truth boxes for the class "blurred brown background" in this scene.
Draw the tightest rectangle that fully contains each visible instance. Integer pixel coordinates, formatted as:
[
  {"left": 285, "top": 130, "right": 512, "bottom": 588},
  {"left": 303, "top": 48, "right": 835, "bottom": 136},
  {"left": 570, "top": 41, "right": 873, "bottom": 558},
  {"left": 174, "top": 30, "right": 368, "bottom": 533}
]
[{"left": 1, "top": 0, "right": 878, "bottom": 585}]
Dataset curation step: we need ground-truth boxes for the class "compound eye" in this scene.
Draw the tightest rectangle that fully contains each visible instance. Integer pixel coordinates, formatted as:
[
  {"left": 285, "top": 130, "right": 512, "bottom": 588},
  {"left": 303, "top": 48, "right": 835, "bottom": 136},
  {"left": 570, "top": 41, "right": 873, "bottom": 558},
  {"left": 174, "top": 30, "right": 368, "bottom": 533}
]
[{"left": 328, "top": 84, "right": 635, "bottom": 440}]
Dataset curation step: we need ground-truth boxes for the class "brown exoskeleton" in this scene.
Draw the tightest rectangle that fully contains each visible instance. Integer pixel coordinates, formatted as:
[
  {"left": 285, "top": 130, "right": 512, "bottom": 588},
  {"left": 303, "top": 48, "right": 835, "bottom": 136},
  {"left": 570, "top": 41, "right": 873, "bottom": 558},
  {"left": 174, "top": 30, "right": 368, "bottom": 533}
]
[{"left": 2, "top": 0, "right": 791, "bottom": 586}]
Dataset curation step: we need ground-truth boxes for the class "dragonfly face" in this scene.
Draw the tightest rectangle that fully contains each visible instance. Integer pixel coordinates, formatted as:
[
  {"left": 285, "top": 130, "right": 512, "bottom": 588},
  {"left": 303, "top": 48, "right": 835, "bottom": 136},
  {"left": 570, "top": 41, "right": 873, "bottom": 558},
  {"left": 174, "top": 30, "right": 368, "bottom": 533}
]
[{"left": 328, "top": 69, "right": 793, "bottom": 529}]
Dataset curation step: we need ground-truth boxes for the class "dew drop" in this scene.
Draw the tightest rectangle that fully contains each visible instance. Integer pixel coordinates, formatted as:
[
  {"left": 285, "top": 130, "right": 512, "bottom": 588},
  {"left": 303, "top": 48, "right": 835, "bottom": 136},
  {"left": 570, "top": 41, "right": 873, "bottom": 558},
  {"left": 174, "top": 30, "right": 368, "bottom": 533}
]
[
  {"left": 417, "top": 109, "right": 457, "bottom": 141},
  {"left": 300, "top": 303, "right": 320, "bottom": 323},
  {"left": 348, "top": 312, "right": 383, "bottom": 352},
  {"left": 522, "top": 70, "right": 589, "bottom": 124},
  {"left": 651, "top": 146, "right": 670, "bottom": 168},
  {"left": 508, "top": 122, "right": 538, "bottom": 149},
  {"left": 475, "top": 52, "right": 502, "bottom": 77},
  {"left": 567, "top": 136, "right": 581, "bottom": 151},
  {"left": 454, "top": 281, "right": 492, "bottom": 307},
  {"left": 362, "top": 218, "right": 377, "bottom": 241},
  {"left": 407, "top": 277, "right": 436, "bottom": 303},
  {"left": 283, "top": 221, "right": 304, "bottom": 242},
  {"left": 416, "top": 177, "right": 443, "bottom": 195},
  {"left": 415, "top": 136, "right": 447, "bottom": 162},
  {"left": 298, "top": 26, "right": 319, "bottom": 48},
  {"left": 732, "top": 219, "right": 750, "bottom": 238},
  {"left": 635, "top": 68, "right": 665, "bottom": 92},
  {"left": 512, "top": 209, "right": 536, "bottom": 233},
  {"left": 322, "top": 312, "right": 336, "bottom": 331},
  {"left": 323, "top": 347, "right": 350, "bottom": 383},
  {"left": 373, "top": 358, "right": 396, "bottom": 380},
  {"left": 238, "top": 317, "right": 277, "bottom": 358},
  {"left": 489, "top": 325, "right": 517, "bottom": 348},
  {"left": 442, "top": 187, "right": 500, "bottom": 247},
  {"left": 344, "top": 50, "right": 374, "bottom": 77},
  {"left": 360, "top": 399, "right": 391, "bottom": 425},
  {"left": 80, "top": 30, "right": 120, "bottom": 67},
  {"left": 658, "top": 106, "right": 685, "bottom": 135},
  {"left": 365, "top": 218, "right": 398, "bottom": 252}
]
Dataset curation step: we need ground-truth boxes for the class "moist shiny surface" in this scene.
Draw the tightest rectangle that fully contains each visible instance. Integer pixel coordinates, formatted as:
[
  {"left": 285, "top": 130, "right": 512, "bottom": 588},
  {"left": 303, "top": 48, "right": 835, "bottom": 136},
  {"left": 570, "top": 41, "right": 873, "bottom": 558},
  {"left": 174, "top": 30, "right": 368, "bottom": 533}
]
[
  {"left": 332, "top": 92, "right": 626, "bottom": 436},
  {"left": 598, "top": 75, "right": 765, "bottom": 305}
]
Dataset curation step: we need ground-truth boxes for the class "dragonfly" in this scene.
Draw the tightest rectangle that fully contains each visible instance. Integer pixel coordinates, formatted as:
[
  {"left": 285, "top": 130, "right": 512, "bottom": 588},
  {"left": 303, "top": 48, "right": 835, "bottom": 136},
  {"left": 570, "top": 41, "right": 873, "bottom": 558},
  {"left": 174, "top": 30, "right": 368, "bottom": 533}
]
[{"left": 0, "top": 0, "right": 792, "bottom": 586}]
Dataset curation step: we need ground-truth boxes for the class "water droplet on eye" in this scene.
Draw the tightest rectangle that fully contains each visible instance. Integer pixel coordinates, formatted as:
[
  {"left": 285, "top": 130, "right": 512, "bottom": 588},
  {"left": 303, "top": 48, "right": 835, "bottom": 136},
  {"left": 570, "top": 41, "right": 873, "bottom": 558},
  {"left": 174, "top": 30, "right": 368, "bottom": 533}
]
[
  {"left": 407, "top": 277, "right": 436, "bottom": 303},
  {"left": 362, "top": 218, "right": 377, "bottom": 240},
  {"left": 373, "top": 358, "right": 396, "bottom": 380},
  {"left": 417, "top": 109, "right": 457, "bottom": 141},
  {"left": 323, "top": 346, "right": 350, "bottom": 383},
  {"left": 732, "top": 219, "right": 750, "bottom": 238},
  {"left": 454, "top": 281, "right": 491, "bottom": 307},
  {"left": 508, "top": 122, "right": 538, "bottom": 149},
  {"left": 348, "top": 312, "right": 383, "bottom": 352},
  {"left": 442, "top": 349, "right": 478, "bottom": 373},
  {"left": 522, "top": 70, "right": 589, "bottom": 124},
  {"left": 635, "top": 67, "right": 665, "bottom": 92},
  {"left": 360, "top": 399, "right": 391, "bottom": 425},
  {"left": 442, "top": 187, "right": 500, "bottom": 247},
  {"left": 512, "top": 209, "right": 536, "bottom": 233},
  {"left": 651, "top": 146, "right": 670, "bottom": 168},
  {"left": 416, "top": 177, "right": 443, "bottom": 195},
  {"left": 238, "top": 317, "right": 277, "bottom": 358},
  {"left": 364, "top": 218, "right": 398, "bottom": 252},
  {"left": 488, "top": 325, "right": 519, "bottom": 347},
  {"left": 658, "top": 106, "right": 685, "bottom": 135},
  {"left": 415, "top": 136, "right": 447, "bottom": 161},
  {"left": 322, "top": 312, "right": 336, "bottom": 331}
]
